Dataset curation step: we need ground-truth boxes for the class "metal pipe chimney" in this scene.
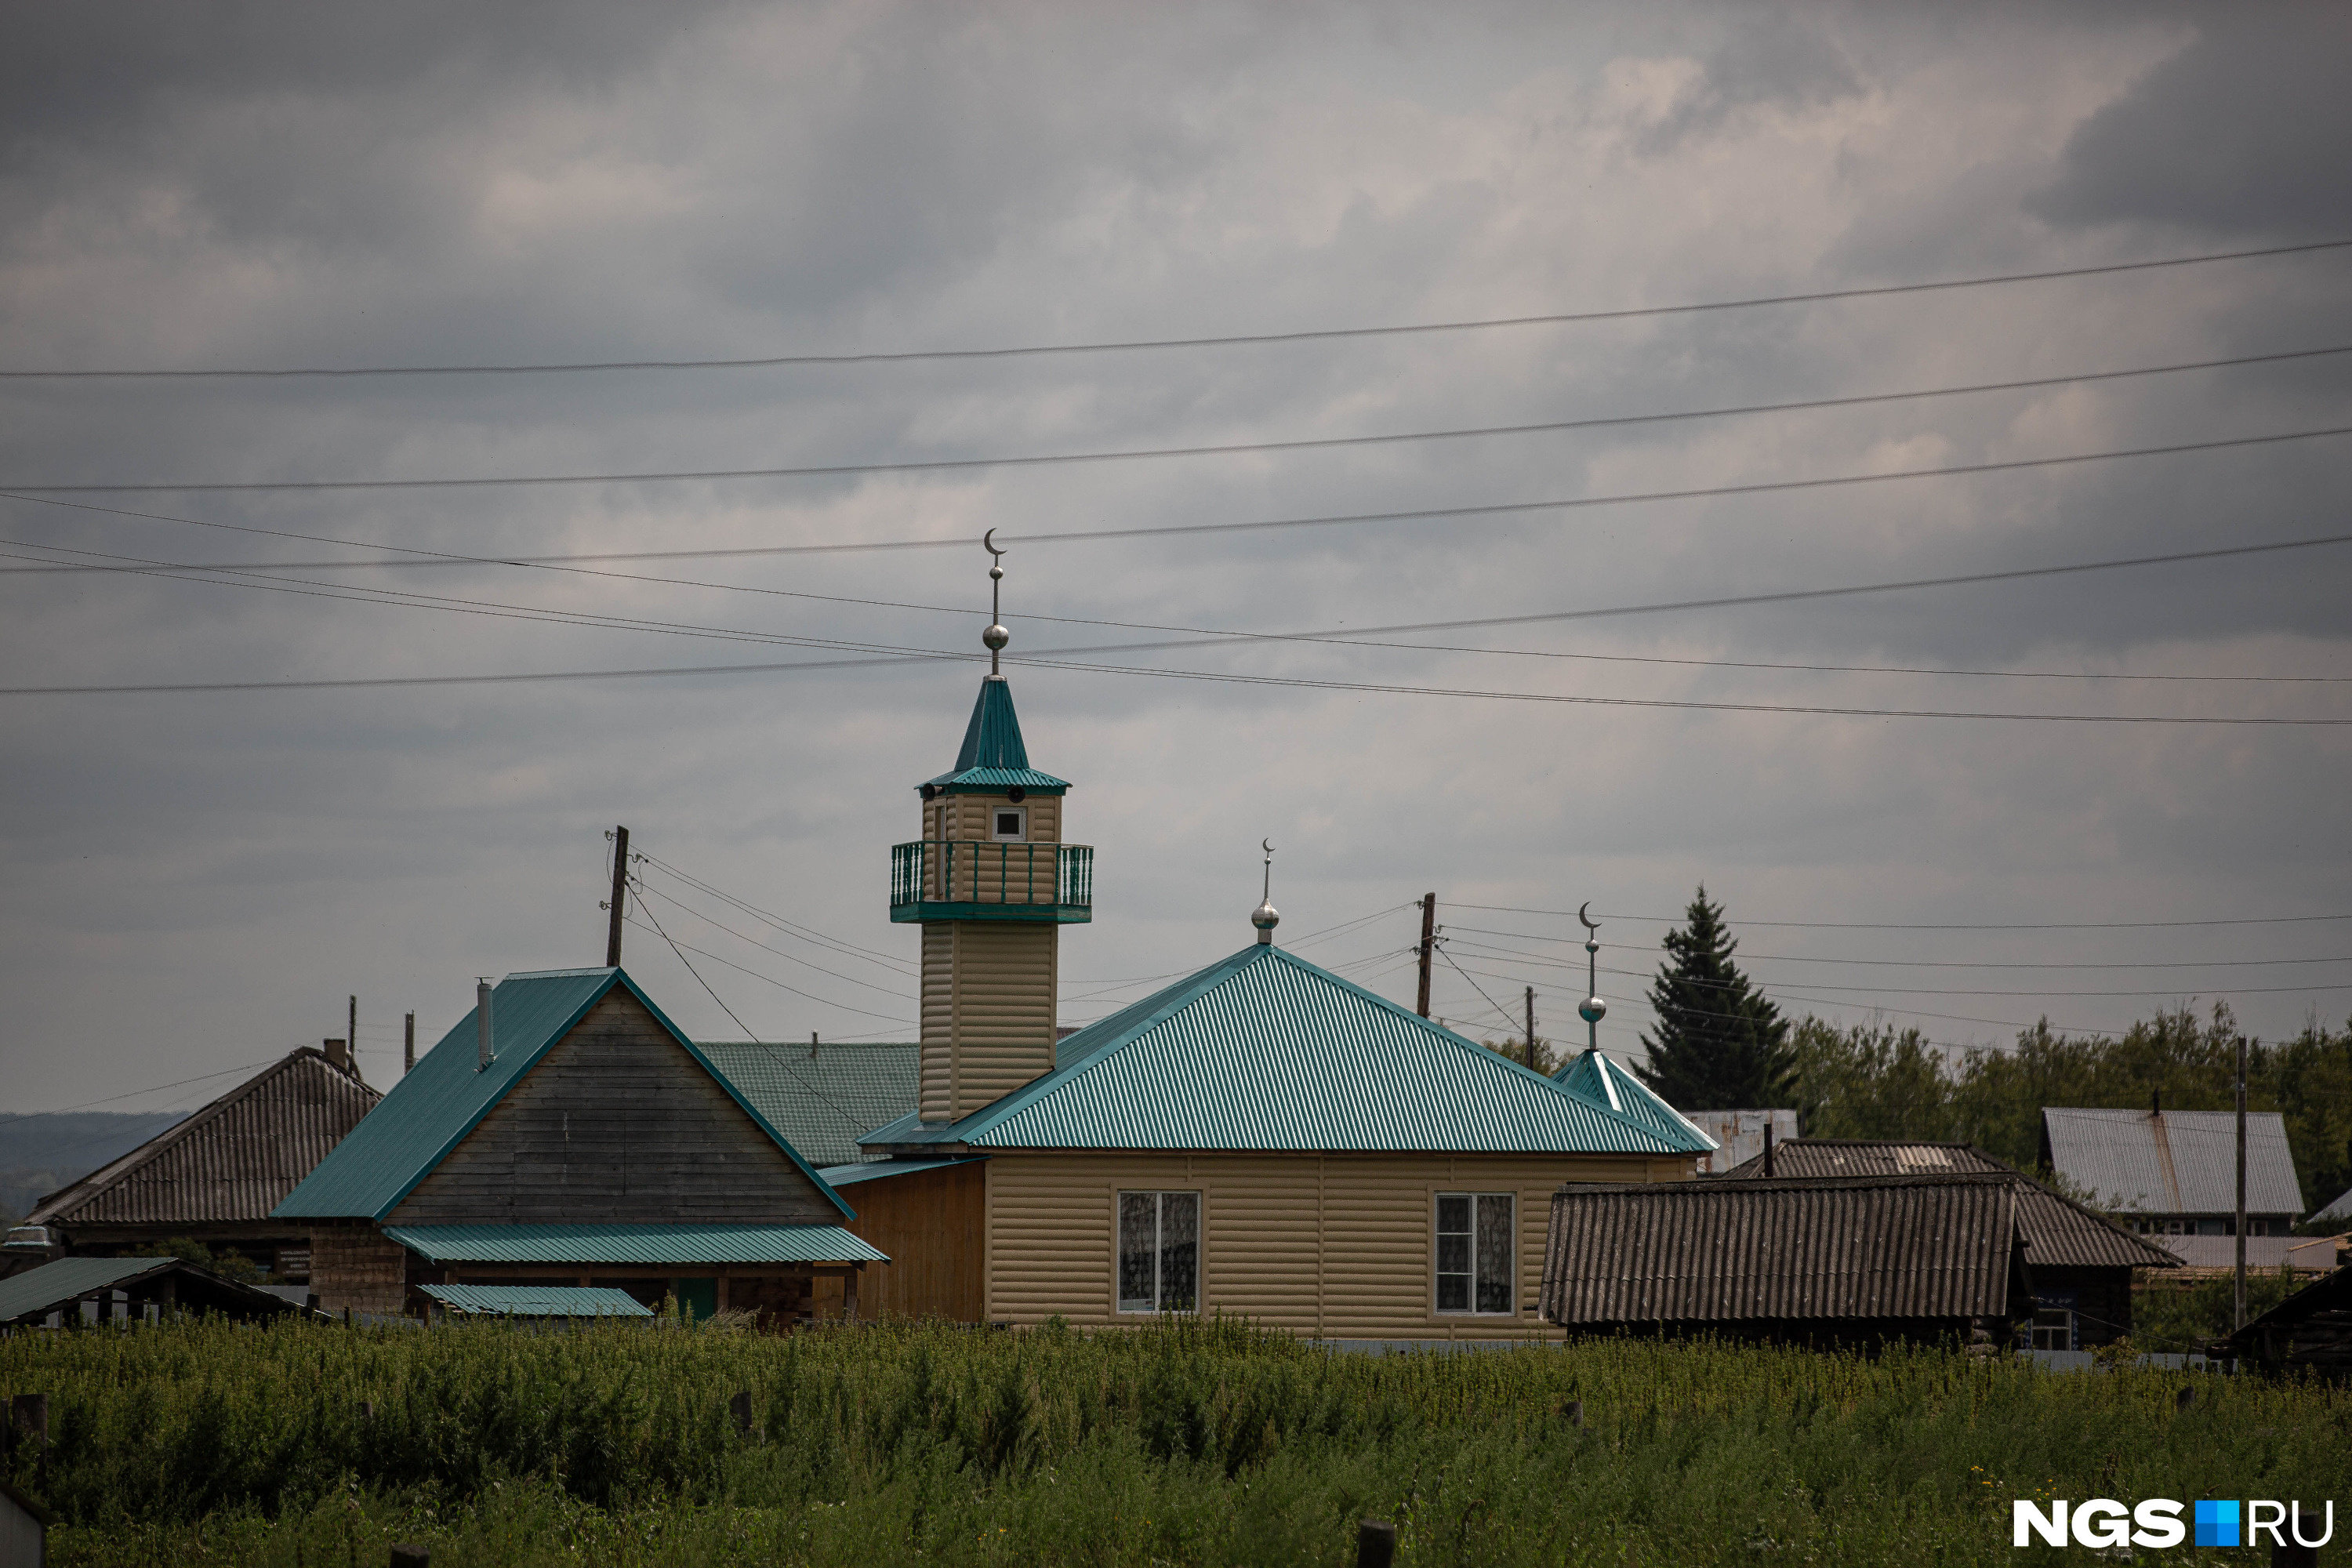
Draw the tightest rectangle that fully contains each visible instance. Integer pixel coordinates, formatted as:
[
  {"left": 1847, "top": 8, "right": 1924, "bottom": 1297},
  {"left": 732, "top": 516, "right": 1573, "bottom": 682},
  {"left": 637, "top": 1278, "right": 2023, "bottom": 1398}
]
[{"left": 477, "top": 978, "right": 495, "bottom": 1071}]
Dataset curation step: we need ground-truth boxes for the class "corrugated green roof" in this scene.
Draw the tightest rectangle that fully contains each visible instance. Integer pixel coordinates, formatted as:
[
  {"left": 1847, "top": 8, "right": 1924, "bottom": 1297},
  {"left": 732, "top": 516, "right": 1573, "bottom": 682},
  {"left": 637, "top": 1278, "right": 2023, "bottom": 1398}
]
[
  {"left": 696, "top": 1041, "right": 916, "bottom": 1167},
  {"left": 813, "top": 1156, "right": 986, "bottom": 1186},
  {"left": 275, "top": 967, "right": 851, "bottom": 1221},
  {"left": 1552, "top": 1049, "right": 1718, "bottom": 1152},
  {"left": 0, "top": 1256, "right": 171, "bottom": 1323},
  {"left": 862, "top": 944, "right": 1715, "bottom": 1156},
  {"left": 419, "top": 1283, "right": 654, "bottom": 1317},
  {"left": 384, "top": 1222, "right": 886, "bottom": 1265},
  {"left": 925, "top": 677, "right": 1070, "bottom": 793}
]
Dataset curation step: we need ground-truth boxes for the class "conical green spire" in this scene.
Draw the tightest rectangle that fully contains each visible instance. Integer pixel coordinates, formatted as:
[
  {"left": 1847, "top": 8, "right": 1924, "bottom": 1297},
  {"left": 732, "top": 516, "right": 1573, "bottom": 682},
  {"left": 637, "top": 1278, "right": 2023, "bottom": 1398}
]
[{"left": 923, "top": 677, "right": 1071, "bottom": 794}]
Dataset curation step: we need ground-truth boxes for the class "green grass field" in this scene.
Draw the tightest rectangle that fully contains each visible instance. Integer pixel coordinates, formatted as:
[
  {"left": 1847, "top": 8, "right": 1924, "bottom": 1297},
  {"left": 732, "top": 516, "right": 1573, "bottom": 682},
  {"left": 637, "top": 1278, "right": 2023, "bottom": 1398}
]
[{"left": 4, "top": 1315, "right": 2345, "bottom": 1566}]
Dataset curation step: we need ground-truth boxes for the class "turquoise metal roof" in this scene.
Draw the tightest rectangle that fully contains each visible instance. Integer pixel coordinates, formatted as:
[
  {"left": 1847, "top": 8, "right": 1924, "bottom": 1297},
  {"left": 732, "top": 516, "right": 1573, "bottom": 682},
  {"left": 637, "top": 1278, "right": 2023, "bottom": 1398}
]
[
  {"left": 924, "top": 677, "right": 1070, "bottom": 793},
  {"left": 419, "top": 1283, "right": 653, "bottom": 1317},
  {"left": 812, "top": 1156, "right": 986, "bottom": 1186},
  {"left": 275, "top": 967, "right": 851, "bottom": 1222},
  {"left": 1552, "top": 1049, "right": 1719, "bottom": 1152},
  {"left": 862, "top": 944, "right": 1715, "bottom": 1156},
  {"left": 0, "top": 1256, "right": 170, "bottom": 1323},
  {"left": 383, "top": 1222, "right": 887, "bottom": 1265},
  {"left": 697, "top": 1041, "right": 917, "bottom": 1167}
]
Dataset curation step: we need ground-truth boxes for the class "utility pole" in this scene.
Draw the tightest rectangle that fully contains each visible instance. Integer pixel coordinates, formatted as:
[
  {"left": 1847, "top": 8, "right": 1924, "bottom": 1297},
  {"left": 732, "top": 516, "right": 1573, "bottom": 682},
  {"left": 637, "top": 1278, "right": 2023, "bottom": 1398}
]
[
  {"left": 347, "top": 995, "right": 357, "bottom": 1068},
  {"left": 605, "top": 825, "right": 630, "bottom": 967},
  {"left": 404, "top": 1012, "right": 416, "bottom": 1075},
  {"left": 1524, "top": 985, "right": 1537, "bottom": 1071},
  {"left": 2234, "top": 1033, "right": 2248, "bottom": 1334},
  {"left": 1415, "top": 893, "right": 1436, "bottom": 1018}
]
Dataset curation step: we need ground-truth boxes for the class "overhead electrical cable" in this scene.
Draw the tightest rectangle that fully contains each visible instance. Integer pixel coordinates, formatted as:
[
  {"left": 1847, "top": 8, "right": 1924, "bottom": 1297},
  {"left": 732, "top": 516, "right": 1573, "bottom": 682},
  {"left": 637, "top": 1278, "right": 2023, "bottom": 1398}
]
[
  {"left": 9, "top": 237, "right": 2345, "bottom": 379},
  {"left": 1441, "top": 926, "right": 2352, "bottom": 969},
  {"left": 633, "top": 851, "right": 916, "bottom": 975},
  {"left": 1449, "top": 903, "right": 2352, "bottom": 930},
  {"left": 632, "top": 880, "right": 916, "bottom": 1000},
  {"left": 622, "top": 910, "right": 913, "bottom": 1026},
  {"left": 10, "top": 397, "right": 2352, "bottom": 496},
  {"left": 6, "top": 530, "right": 2350, "bottom": 708},
  {"left": 10, "top": 498, "right": 2349, "bottom": 688}
]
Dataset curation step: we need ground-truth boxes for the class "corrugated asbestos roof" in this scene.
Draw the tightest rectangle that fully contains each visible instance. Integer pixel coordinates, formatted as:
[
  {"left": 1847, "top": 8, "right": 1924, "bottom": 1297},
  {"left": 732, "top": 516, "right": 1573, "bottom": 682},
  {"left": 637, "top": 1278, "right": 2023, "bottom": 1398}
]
[
  {"left": 28, "top": 1049, "right": 379, "bottom": 1228},
  {"left": 275, "top": 967, "right": 850, "bottom": 1221},
  {"left": 926, "top": 677, "right": 1070, "bottom": 793},
  {"left": 1719, "top": 1142, "right": 2177, "bottom": 1269},
  {"left": 863, "top": 943, "right": 1714, "bottom": 1156},
  {"left": 2042, "top": 1107, "right": 2304, "bottom": 1216},
  {"left": 419, "top": 1283, "right": 654, "bottom": 1317},
  {"left": 2314, "top": 1183, "right": 2352, "bottom": 1224},
  {"left": 2154, "top": 1234, "right": 2343, "bottom": 1272},
  {"left": 1541, "top": 1174, "right": 2025, "bottom": 1326},
  {"left": 696, "top": 1041, "right": 917, "bottom": 1168},
  {"left": 383, "top": 1222, "right": 886, "bottom": 1265}
]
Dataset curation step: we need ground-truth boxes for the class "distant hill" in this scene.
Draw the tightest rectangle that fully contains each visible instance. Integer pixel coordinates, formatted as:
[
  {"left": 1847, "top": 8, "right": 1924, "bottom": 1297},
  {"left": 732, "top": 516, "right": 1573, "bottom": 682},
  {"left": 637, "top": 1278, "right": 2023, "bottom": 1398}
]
[{"left": 0, "top": 1111, "right": 187, "bottom": 1225}]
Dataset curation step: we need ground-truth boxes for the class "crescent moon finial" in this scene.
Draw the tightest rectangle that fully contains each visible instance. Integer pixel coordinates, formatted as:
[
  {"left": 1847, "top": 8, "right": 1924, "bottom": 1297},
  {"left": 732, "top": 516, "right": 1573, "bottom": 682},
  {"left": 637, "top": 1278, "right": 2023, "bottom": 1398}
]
[
  {"left": 982, "top": 528, "right": 1006, "bottom": 557},
  {"left": 1263, "top": 838, "right": 1274, "bottom": 856},
  {"left": 1578, "top": 901, "right": 1598, "bottom": 932}
]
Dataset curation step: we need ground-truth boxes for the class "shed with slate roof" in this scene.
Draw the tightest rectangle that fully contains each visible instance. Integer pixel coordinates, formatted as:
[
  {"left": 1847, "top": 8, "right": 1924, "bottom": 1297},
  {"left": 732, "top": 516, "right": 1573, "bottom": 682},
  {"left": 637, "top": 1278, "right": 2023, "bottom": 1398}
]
[
  {"left": 1540, "top": 1173, "right": 2038, "bottom": 1350},
  {"left": 13, "top": 1047, "right": 378, "bottom": 1287},
  {"left": 1719, "top": 1139, "right": 2177, "bottom": 1348}
]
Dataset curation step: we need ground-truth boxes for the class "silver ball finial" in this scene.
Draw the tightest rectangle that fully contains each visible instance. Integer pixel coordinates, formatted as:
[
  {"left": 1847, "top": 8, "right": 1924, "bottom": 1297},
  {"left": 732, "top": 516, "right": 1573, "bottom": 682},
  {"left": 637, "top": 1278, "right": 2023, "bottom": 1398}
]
[
  {"left": 1252, "top": 837, "right": 1279, "bottom": 943},
  {"left": 983, "top": 623, "right": 1010, "bottom": 652},
  {"left": 989, "top": 564, "right": 1004, "bottom": 581},
  {"left": 1578, "top": 994, "right": 1607, "bottom": 1024}
]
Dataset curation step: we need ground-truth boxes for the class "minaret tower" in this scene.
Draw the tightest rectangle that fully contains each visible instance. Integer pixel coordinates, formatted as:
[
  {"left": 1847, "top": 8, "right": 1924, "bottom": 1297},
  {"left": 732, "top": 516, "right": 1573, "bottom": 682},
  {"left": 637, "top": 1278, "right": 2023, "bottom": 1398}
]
[{"left": 888, "top": 535, "right": 1092, "bottom": 1123}]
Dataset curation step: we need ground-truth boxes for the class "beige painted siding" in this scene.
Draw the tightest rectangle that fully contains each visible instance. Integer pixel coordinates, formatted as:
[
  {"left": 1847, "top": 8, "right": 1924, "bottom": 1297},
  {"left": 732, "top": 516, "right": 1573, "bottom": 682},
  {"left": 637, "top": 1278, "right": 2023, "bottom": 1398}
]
[
  {"left": 985, "top": 1149, "right": 1690, "bottom": 1339},
  {"left": 920, "top": 922, "right": 1060, "bottom": 1121}
]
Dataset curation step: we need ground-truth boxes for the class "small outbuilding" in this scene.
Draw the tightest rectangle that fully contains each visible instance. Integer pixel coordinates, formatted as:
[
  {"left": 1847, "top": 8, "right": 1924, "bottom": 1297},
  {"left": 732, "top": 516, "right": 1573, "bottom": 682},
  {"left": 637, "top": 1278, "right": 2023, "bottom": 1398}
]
[
  {"left": 1540, "top": 1172, "right": 2038, "bottom": 1351},
  {"left": 2227, "top": 1265, "right": 2352, "bottom": 1380},
  {"left": 0, "top": 1254, "right": 316, "bottom": 1329},
  {"left": 1718, "top": 1139, "right": 2177, "bottom": 1349},
  {"left": 415, "top": 1283, "right": 655, "bottom": 1323}
]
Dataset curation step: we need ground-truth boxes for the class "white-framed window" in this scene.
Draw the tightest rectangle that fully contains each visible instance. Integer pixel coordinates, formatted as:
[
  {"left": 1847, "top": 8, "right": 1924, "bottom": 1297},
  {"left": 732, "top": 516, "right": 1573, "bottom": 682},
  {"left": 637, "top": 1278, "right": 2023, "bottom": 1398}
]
[
  {"left": 2024, "top": 1306, "right": 2074, "bottom": 1352},
  {"left": 990, "top": 804, "right": 1028, "bottom": 841},
  {"left": 1117, "top": 1190, "right": 1200, "bottom": 1313},
  {"left": 1436, "top": 1192, "right": 1514, "bottom": 1314}
]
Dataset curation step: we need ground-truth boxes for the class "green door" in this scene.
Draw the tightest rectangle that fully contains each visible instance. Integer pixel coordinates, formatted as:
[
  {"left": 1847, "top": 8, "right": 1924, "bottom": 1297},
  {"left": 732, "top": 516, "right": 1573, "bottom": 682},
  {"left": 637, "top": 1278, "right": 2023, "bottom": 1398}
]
[{"left": 675, "top": 1277, "right": 718, "bottom": 1322}]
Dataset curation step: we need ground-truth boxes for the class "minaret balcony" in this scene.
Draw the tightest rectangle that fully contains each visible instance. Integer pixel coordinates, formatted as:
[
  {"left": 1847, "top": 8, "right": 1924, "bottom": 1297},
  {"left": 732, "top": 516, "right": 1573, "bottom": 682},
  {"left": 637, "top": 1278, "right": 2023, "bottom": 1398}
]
[{"left": 889, "top": 840, "right": 1094, "bottom": 924}]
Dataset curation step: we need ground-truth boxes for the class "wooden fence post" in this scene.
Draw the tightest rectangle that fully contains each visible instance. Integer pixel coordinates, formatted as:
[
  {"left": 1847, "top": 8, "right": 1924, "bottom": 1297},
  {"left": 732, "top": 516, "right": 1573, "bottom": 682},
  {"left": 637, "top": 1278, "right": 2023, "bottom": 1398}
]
[
  {"left": 730, "top": 1389, "right": 753, "bottom": 1438},
  {"left": 390, "top": 1545, "right": 430, "bottom": 1568},
  {"left": 1357, "top": 1519, "right": 1397, "bottom": 1568},
  {"left": 2271, "top": 1541, "right": 2317, "bottom": 1568}
]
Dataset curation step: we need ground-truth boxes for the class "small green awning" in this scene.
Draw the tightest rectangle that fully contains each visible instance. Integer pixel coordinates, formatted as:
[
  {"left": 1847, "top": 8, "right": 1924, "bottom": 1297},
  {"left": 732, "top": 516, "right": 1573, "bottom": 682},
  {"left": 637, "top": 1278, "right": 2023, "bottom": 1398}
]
[{"left": 383, "top": 1222, "right": 887, "bottom": 1266}]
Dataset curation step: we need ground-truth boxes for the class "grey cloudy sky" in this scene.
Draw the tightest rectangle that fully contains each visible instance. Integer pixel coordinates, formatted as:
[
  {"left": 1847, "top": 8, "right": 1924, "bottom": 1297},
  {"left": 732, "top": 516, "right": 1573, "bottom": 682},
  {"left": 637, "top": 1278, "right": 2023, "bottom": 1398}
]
[{"left": 3, "top": 2, "right": 2348, "bottom": 1115}]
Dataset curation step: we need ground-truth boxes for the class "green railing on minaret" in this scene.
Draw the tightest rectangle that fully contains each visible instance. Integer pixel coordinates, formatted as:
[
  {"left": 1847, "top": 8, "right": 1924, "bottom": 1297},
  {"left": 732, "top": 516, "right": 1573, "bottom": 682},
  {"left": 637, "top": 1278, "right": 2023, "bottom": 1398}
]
[{"left": 889, "top": 840, "right": 1093, "bottom": 924}]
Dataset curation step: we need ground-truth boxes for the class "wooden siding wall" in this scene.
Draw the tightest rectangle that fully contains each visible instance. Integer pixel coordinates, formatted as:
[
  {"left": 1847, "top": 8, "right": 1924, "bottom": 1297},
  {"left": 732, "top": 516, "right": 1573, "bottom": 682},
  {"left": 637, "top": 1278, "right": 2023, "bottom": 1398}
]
[
  {"left": 811, "top": 1163, "right": 986, "bottom": 1321},
  {"left": 986, "top": 1150, "right": 1685, "bottom": 1339},
  {"left": 309, "top": 1221, "right": 410, "bottom": 1316},
  {"left": 929, "top": 793, "right": 1061, "bottom": 845},
  {"left": 919, "top": 923, "right": 1058, "bottom": 1122},
  {"left": 390, "top": 991, "right": 838, "bottom": 1226}
]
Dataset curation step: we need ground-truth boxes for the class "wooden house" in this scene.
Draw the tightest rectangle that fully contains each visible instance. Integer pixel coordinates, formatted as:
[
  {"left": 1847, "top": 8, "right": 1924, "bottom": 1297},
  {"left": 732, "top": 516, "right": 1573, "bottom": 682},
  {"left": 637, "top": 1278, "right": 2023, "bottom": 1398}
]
[
  {"left": 822, "top": 672, "right": 1716, "bottom": 1341},
  {"left": 274, "top": 967, "right": 883, "bottom": 1322},
  {"left": 1717, "top": 1139, "right": 2177, "bottom": 1349},
  {"left": 8, "top": 1047, "right": 378, "bottom": 1287},
  {"left": 2042, "top": 1105, "right": 2304, "bottom": 1240},
  {"left": 1540, "top": 1173, "right": 2038, "bottom": 1350}
]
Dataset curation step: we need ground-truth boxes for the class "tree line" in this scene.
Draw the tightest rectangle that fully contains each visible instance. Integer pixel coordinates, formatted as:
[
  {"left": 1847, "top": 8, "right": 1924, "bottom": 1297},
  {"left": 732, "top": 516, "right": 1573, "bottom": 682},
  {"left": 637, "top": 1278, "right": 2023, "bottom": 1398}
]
[{"left": 1629, "top": 887, "right": 2352, "bottom": 1220}]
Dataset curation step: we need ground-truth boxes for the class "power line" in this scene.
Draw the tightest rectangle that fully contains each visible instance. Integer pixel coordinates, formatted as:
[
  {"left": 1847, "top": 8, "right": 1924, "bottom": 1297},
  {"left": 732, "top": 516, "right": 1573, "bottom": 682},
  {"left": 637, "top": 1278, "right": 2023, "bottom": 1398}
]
[
  {"left": 631, "top": 851, "right": 915, "bottom": 974},
  {"left": 631, "top": 879, "right": 916, "bottom": 1000},
  {"left": 623, "top": 910, "right": 912, "bottom": 1026},
  {"left": 13, "top": 395, "right": 2352, "bottom": 495},
  {"left": 1442, "top": 926, "right": 2352, "bottom": 969},
  {"left": 0, "top": 1057, "right": 281, "bottom": 1127},
  {"left": 10, "top": 236, "right": 2344, "bottom": 379},
  {"left": 1451, "top": 903, "right": 2352, "bottom": 930},
  {"left": 1575, "top": 958, "right": 2352, "bottom": 1000},
  {"left": 13, "top": 506, "right": 2351, "bottom": 688},
  {"left": 9, "top": 535, "right": 2352, "bottom": 717}
]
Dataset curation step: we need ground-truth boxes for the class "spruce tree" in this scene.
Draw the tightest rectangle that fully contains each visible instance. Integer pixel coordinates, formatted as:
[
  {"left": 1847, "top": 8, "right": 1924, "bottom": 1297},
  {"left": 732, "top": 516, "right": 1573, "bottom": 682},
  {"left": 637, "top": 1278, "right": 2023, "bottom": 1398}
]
[{"left": 1633, "top": 885, "right": 1795, "bottom": 1110}]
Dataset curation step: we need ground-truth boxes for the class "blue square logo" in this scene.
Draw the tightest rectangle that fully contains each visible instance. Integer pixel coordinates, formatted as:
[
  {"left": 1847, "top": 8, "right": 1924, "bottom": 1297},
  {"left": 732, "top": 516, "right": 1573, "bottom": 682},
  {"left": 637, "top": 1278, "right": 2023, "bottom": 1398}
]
[{"left": 2194, "top": 1500, "right": 2240, "bottom": 1548}]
